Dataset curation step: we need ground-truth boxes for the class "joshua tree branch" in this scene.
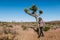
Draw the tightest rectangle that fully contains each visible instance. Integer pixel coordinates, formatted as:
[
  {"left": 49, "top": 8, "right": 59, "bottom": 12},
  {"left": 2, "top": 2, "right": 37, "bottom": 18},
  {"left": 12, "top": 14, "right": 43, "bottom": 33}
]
[
  {"left": 37, "top": 13, "right": 41, "bottom": 17},
  {"left": 24, "top": 8, "right": 37, "bottom": 17},
  {"left": 26, "top": 11, "right": 37, "bottom": 17}
]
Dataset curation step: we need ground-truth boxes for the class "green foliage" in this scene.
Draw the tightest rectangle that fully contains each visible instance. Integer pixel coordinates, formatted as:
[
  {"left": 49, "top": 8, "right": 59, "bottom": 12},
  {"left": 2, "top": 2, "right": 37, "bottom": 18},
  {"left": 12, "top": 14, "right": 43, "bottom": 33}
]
[
  {"left": 24, "top": 5, "right": 43, "bottom": 16},
  {"left": 21, "top": 25, "right": 28, "bottom": 30},
  {"left": 43, "top": 27, "right": 50, "bottom": 31},
  {"left": 39, "top": 10, "right": 43, "bottom": 14},
  {"left": 30, "top": 5, "right": 37, "bottom": 12},
  {"left": 24, "top": 8, "right": 28, "bottom": 13},
  {"left": 24, "top": 8, "right": 30, "bottom": 14}
]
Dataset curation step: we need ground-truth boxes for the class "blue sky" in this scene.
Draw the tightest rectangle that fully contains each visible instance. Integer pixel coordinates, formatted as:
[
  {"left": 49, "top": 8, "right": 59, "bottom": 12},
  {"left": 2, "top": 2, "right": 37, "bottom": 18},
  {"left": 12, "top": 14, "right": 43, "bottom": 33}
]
[{"left": 0, "top": 0, "right": 60, "bottom": 22}]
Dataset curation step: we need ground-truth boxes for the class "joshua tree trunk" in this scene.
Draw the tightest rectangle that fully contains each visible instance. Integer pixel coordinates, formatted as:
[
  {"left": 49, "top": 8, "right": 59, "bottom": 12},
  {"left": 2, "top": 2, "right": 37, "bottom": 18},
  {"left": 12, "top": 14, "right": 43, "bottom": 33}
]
[
  {"left": 35, "top": 17, "right": 39, "bottom": 28},
  {"left": 35, "top": 17, "right": 40, "bottom": 35}
]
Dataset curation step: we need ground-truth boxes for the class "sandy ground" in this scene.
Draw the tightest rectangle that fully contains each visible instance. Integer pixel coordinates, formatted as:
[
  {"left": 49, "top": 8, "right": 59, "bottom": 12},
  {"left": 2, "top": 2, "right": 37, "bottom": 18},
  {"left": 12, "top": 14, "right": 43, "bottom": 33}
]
[{"left": 12, "top": 24, "right": 60, "bottom": 40}]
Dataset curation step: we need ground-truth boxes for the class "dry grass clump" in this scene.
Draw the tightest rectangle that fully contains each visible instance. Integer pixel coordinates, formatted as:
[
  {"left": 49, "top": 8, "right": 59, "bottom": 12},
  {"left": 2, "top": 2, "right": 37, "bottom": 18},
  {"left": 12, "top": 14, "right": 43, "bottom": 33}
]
[{"left": 0, "top": 23, "right": 18, "bottom": 40}]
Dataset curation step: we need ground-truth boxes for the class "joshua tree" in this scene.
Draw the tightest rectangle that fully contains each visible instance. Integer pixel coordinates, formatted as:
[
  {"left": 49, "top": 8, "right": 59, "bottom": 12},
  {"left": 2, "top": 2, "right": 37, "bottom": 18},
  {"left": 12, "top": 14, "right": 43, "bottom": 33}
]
[{"left": 24, "top": 5, "right": 43, "bottom": 28}]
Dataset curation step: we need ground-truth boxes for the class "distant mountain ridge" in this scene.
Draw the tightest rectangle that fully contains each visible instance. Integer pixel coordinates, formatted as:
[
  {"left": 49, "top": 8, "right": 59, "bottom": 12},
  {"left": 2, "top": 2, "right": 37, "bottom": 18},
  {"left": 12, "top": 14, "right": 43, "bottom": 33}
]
[{"left": 46, "top": 20, "right": 60, "bottom": 23}]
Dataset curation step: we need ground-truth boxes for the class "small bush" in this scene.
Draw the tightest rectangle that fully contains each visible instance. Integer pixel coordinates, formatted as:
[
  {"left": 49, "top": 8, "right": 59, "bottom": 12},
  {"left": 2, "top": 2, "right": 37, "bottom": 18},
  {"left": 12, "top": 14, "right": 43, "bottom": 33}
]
[
  {"left": 8, "top": 25, "right": 13, "bottom": 28},
  {"left": 32, "top": 22, "right": 35, "bottom": 24},
  {"left": 43, "top": 27, "right": 50, "bottom": 31},
  {"left": 33, "top": 24, "right": 36, "bottom": 26},
  {"left": 21, "top": 25, "right": 28, "bottom": 30}
]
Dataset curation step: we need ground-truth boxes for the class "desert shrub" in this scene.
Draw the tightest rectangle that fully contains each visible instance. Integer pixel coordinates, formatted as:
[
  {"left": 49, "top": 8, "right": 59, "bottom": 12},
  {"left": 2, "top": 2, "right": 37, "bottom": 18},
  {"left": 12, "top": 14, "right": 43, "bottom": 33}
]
[
  {"left": 4, "top": 28, "right": 10, "bottom": 34},
  {"left": 0, "top": 22, "right": 18, "bottom": 40},
  {"left": 21, "top": 25, "right": 28, "bottom": 30},
  {"left": 8, "top": 25, "right": 13, "bottom": 28},
  {"left": 32, "top": 22, "right": 35, "bottom": 24},
  {"left": 0, "top": 26, "right": 17, "bottom": 40},
  {"left": 43, "top": 27, "right": 50, "bottom": 31},
  {"left": 33, "top": 24, "right": 37, "bottom": 26}
]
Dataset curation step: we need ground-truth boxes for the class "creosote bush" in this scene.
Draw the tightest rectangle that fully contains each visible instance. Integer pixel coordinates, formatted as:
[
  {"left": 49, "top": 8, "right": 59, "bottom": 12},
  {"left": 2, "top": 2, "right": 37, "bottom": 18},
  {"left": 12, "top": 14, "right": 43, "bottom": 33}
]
[
  {"left": 43, "top": 27, "right": 50, "bottom": 31},
  {"left": 21, "top": 25, "right": 28, "bottom": 30}
]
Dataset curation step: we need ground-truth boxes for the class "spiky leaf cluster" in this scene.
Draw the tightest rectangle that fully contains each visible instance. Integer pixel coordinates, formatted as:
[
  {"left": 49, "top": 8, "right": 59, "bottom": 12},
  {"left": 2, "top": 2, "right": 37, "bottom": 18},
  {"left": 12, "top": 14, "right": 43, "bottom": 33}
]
[
  {"left": 24, "top": 8, "right": 30, "bottom": 14},
  {"left": 39, "top": 10, "right": 43, "bottom": 14},
  {"left": 30, "top": 5, "right": 37, "bottom": 12}
]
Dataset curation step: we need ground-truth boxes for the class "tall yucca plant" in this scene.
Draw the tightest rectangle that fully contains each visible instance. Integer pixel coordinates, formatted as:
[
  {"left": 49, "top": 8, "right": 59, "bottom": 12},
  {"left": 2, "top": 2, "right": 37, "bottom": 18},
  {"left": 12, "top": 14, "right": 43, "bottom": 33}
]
[{"left": 24, "top": 5, "right": 43, "bottom": 28}]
